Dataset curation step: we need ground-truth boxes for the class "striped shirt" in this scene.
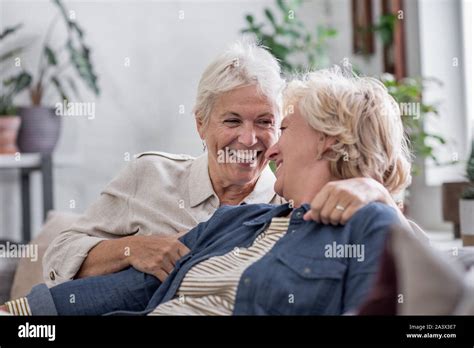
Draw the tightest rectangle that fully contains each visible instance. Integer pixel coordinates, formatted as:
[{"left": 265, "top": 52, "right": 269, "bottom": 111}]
[
  {"left": 149, "top": 216, "right": 291, "bottom": 316},
  {"left": 4, "top": 297, "right": 31, "bottom": 315}
]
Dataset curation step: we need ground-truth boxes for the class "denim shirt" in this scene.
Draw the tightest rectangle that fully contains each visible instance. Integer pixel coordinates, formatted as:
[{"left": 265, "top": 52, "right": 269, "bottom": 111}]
[{"left": 139, "top": 201, "right": 399, "bottom": 315}]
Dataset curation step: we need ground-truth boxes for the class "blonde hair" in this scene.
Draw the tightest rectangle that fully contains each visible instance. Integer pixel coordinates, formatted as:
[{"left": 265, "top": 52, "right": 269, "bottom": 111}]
[
  {"left": 193, "top": 38, "right": 285, "bottom": 127},
  {"left": 284, "top": 66, "right": 412, "bottom": 194}
]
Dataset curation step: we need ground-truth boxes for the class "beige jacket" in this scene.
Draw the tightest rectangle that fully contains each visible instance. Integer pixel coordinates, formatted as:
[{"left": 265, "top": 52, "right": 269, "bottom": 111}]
[{"left": 43, "top": 151, "right": 282, "bottom": 286}]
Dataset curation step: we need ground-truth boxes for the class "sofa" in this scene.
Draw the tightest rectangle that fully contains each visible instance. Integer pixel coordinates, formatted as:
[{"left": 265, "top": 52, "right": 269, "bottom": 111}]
[
  {"left": 0, "top": 211, "right": 80, "bottom": 303},
  {"left": 1, "top": 211, "right": 474, "bottom": 314}
]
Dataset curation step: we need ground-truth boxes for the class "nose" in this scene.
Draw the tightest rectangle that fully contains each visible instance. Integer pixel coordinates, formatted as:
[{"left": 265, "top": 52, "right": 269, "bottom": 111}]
[
  {"left": 238, "top": 123, "right": 258, "bottom": 147},
  {"left": 265, "top": 142, "right": 280, "bottom": 161}
]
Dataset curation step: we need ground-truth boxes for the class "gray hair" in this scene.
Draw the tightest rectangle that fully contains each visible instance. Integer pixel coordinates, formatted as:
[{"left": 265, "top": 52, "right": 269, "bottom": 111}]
[{"left": 193, "top": 38, "right": 285, "bottom": 127}]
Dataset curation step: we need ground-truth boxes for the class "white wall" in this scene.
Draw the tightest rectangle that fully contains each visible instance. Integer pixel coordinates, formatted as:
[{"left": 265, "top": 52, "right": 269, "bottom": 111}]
[
  {"left": 462, "top": 0, "right": 474, "bottom": 137},
  {"left": 1, "top": 0, "right": 278, "bottom": 240}
]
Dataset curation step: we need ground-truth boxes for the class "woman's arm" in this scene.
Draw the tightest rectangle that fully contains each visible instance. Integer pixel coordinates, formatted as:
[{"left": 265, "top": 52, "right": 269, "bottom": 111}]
[
  {"left": 303, "top": 177, "right": 413, "bottom": 230},
  {"left": 76, "top": 233, "right": 189, "bottom": 282},
  {"left": 43, "top": 159, "right": 190, "bottom": 286},
  {"left": 43, "top": 161, "right": 141, "bottom": 286}
]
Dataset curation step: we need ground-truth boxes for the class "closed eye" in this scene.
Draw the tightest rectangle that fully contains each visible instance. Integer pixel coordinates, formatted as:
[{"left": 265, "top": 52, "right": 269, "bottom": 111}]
[
  {"left": 257, "top": 119, "right": 274, "bottom": 128},
  {"left": 224, "top": 119, "right": 241, "bottom": 126}
]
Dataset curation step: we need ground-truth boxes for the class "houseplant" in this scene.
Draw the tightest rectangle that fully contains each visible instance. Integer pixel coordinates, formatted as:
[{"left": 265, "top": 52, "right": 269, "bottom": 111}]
[
  {"left": 460, "top": 140, "right": 474, "bottom": 245},
  {"left": 241, "top": 0, "right": 336, "bottom": 76},
  {"left": 8, "top": 0, "right": 100, "bottom": 154},
  {"left": 0, "top": 24, "right": 32, "bottom": 154}
]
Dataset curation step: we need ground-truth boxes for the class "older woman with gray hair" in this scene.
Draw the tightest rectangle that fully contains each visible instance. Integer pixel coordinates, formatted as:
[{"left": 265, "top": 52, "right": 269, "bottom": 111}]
[{"left": 41, "top": 39, "right": 415, "bottom": 291}]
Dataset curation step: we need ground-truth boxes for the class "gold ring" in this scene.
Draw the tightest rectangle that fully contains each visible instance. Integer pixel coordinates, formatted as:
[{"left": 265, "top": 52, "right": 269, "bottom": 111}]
[{"left": 335, "top": 204, "right": 345, "bottom": 211}]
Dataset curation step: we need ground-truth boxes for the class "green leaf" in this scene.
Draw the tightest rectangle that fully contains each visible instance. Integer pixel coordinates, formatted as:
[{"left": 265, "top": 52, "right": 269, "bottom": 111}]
[
  {"left": 269, "top": 161, "right": 277, "bottom": 173},
  {"left": 0, "top": 46, "right": 24, "bottom": 63},
  {"left": 4, "top": 71, "right": 32, "bottom": 94},
  {"left": 51, "top": 76, "right": 69, "bottom": 103},
  {"left": 325, "top": 28, "right": 338, "bottom": 37},
  {"left": 267, "top": 39, "right": 290, "bottom": 60},
  {"left": 0, "top": 24, "right": 22, "bottom": 40},
  {"left": 65, "top": 76, "right": 80, "bottom": 99},
  {"left": 264, "top": 8, "right": 277, "bottom": 29},
  {"left": 284, "top": 29, "right": 301, "bottom": 38},
  {"left": 245, "top": 15, "right": 254, "bottom": 25},
  {"left": 0, "top": 94, "right": 15, "bottom": 115},
  {"left": 427, "top": 133, "right": 446, "bottom": 144},
  {"left": 44, "top": 46, "right": 57, "bottom": 65},
  {"left": 53, "top": 0, "right": 70, "bottom": 26},
  {"left": 288, "top": 0, "right": 303, "bottom": 8},
  {"left": 52, "top": 0, "right": 84, "bottom": 38},
  {"left": 276, "top": 0, "right": 288, "bottom": 13},
  {"left": 70, "top": 21, "right": 84, "bottom": 39},
  {"left": 67, "top": 40, "right": 100, "bottom": 95}
]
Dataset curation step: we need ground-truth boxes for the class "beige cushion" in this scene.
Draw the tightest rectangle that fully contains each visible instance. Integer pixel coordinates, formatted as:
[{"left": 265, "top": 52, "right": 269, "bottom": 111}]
[
  {"left": 9, "top": 211, "right": 80, "bottom": 299},
  {"left": 391, "top": 227, "right": 474, "bottom": 314},
  {"left": 0, "top": 243, "right": 20, "bottom": 303}
]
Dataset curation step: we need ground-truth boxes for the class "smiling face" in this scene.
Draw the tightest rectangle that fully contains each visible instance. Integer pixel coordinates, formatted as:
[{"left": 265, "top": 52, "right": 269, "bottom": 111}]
[
  {"left": 265, "top": 106, "right": 336, "bottom": 206},
  {"left": 196, "top": 85, "right": 278, "bottom": 188}
]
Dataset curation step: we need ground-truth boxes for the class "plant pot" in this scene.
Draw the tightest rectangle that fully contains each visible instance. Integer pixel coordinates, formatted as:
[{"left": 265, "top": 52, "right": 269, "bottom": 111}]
[
  {"left": 17, "top": 106, "right": 61, "bottom": 154},
  {"left": 0, "top": 115, "right": 21, "bottom": 154},
  {"left": 442, "top": 182, "right": 470, "bottom": 238},
  {"left": 460, "top": 199, "right": 474, "bottom": 246}
]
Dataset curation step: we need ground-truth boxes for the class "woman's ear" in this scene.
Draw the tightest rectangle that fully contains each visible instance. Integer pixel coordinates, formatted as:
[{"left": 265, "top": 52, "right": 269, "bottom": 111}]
[
  {"left": 195, "top": 113, "right": 205, "bottom": 140},
  {"left": 320, "top": 136, "right": 338, "bottom": 158},
  {"left": 324, "top": 136, "right": 337, "bottom": 149}
]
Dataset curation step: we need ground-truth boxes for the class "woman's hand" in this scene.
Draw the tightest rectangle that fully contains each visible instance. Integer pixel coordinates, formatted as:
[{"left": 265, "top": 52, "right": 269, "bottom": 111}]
[
  {"left": 127, "top": 234, "right": 190, "bottom": 282},
  {"left": 303, "top": 177, "right": 396, "bottom": 225}
]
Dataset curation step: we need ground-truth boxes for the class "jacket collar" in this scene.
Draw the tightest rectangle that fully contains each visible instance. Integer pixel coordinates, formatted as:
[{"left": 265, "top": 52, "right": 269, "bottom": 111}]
[{"left": 243, "top": 203, "right": 311, "bottom": 226}]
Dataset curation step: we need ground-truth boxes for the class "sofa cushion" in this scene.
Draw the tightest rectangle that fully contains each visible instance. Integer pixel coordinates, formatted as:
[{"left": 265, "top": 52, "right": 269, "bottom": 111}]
[
  {"left": 0, "top": 240, "right": 23, "bottom": 303},
  {"left": 9, "top": 211, "right": 80, "bottom": 299}
]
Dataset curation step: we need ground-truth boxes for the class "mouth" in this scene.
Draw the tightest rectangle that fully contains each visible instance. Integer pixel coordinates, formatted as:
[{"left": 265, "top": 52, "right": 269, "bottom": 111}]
[{"left": 227, "top": 148, "right": 264, "bottom": 165}]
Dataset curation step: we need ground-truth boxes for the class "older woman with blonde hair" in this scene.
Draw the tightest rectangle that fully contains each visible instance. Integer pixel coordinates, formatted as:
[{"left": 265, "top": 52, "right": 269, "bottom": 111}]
[{"left": 2, "top": 66, "right": 424, "bottom": 316}]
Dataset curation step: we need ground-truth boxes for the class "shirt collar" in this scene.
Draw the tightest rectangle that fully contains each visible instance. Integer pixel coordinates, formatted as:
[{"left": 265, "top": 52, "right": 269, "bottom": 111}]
[
  {"left": 189, "top": 154, "right": 217, "bottom": 208},
  {"left": 188, "top": 154, "right": 279, "bottom": 208},
  {"left": 240, "top": 164, "right": 279, "bottom": 205}
]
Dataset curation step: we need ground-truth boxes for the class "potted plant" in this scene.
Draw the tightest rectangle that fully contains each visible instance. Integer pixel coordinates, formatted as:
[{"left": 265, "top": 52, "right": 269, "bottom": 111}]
[
  {"left": 0, "top": 24, "right": 32, "bottom": 154},
  {"left": 460, "top": 140, "right": 474, "bottom": 246},
  {"left": 10, "top": 0, "right": 100, "bottom": 154},
  {"left": 241, "top": 0, "right": 337, "bottom": 76},
  {"left": 0, "top": 74, "right": 31, "bottom": 154}
]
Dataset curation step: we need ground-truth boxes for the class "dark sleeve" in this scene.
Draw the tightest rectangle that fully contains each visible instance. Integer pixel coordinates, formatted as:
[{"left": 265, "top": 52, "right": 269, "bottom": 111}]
[
  {"left": 27, "top": 267, "right": 161, "bottom": 315},
  {"left": 178, "top": 206, "right": 231, "bottom": 250},
  {"left": 342, "top": 203, "right": 399, "bottom": 313}
]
